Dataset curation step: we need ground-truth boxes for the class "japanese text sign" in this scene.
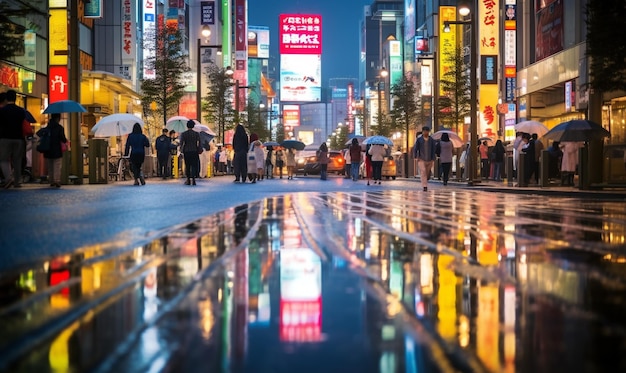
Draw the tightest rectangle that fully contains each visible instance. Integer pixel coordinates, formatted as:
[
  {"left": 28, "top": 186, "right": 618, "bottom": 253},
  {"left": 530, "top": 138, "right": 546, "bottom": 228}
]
[{"left": 279, "top": 14, "right": 322, "bottom": 55}]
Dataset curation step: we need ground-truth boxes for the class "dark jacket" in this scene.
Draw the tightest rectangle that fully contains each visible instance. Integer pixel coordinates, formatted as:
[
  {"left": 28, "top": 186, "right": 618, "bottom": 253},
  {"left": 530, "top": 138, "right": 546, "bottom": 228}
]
[
  {"left": 125, "top": 132, "right": 150, "bottom": 156},
  {"left": 37, "top": 120, "right": 67, "bottom": 159},
  {"left": 155, "top": 134, "right": 172, "bottom": 158},
  {"left": 233, "top": 124, "right": 249, "bottom": 153},
  {"left": 0, "top": 104, "right": 26, "bottom": 139},
  {"left": 413, "top": 135, "right": 436, "bottom": 161},
  {"left": 349, "top": 144, "right": 362, "bottom": 163},
  {"left": 179, "top": 129, "right": 200, "bottom": 152}
]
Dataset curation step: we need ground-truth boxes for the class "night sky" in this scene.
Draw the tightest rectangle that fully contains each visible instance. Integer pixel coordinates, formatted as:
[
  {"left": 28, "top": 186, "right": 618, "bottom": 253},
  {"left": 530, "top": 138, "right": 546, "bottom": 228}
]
[{"left": 248, "top": 0, "right": 372, "bottom": 85}]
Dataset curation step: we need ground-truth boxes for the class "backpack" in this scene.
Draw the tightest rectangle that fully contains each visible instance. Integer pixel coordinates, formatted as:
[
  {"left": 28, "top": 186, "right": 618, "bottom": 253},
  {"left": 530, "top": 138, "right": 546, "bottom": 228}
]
[{"left": 36, "top": 127, "right": 51, "bottom": 153}]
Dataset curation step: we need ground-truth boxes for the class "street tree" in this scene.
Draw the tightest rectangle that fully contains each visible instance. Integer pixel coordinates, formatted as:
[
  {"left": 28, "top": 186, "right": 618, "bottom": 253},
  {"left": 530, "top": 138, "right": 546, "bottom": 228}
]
[
  {"left": 329, "top": 124, "right": 349, "bottom": 150},
  {"left": 586, "top": 0, "right": 626, "bottom": 93},
  {"left": 389, "top": 74, "right": 419, "bottom": 137},
  {"left": 438, "top": 46, "right": 471, "bottom": 133},
  {"left": 203, "top": 63, "right": 234, "bottom": 143},
  {"left": 140, "top": 21, "right": 189, "bottom": 131},
  {"left": 245, "top": 96, "right": 270, "bottom": 141}
]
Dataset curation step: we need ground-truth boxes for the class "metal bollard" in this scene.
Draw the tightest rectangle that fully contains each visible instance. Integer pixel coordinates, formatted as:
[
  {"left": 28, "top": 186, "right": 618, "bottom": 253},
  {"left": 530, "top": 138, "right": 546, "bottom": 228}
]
[
  {"left": 172, "top": 155, "right": 179, "bottom": 179},
  {"left": 506, "top": 155, "right": 514, "bottom": 185},
  {"left": 518, "top": 155, "right": 527, "bottom": 187}
]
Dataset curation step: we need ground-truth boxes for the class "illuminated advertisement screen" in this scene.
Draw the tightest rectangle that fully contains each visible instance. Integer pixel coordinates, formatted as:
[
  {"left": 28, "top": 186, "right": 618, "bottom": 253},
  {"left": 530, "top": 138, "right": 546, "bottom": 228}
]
[
  {"left": 280, "top": 54, "right": 321, "bottom": 102},
  {"left": 279, "top": 14, "right": 322, "bottom": 55}
]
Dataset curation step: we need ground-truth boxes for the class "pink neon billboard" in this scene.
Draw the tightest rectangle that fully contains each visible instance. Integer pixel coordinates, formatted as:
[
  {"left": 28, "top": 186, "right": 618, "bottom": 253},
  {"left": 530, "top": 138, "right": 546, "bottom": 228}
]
[{"left": 279, "top": 14, "right": 322, "bottom": 55}]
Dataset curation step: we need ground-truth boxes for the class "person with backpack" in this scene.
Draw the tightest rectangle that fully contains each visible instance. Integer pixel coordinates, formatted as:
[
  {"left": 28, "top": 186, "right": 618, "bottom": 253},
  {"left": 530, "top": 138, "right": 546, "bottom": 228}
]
[
  {"left": 124, "top": 123, "right": 150, "bottom": 186},
  {"left": 37, "top": 113, "right": 68, "bottom": 188}
]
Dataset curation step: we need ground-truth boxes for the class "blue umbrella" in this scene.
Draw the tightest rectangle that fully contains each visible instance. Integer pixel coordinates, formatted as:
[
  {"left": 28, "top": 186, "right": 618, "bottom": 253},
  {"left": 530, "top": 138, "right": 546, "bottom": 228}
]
[
  {"left": 43, "top": 100, "right": 87, "bottom": 114},
  {"left": 363, "top": 135, "right": 393, "bottom": 146},
  {"left": 281, "top": 140, "right": 305, "bottom": 150}
]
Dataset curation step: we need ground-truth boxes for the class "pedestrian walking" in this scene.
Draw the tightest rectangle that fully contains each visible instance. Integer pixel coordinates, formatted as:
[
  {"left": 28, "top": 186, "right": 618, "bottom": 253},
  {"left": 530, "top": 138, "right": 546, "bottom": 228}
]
[
  {"left": 437, "top": 133, "right": 454, "bottom": 185},
  {"left": 520, "top": 133, "right": 535, "bottom": 185},
  {"left": 124, "top": 123, "right": 150, "bottom": 186},
  {"left": 37, "top": 113, "right": 68, "bottom": 188},
  {"left": 459, "top": 143, "right": 469, "bottom": 180},
  {"left": 412, "top": 126, "right": 436, "bottom": 191},
  {"left": 218, "top": 146, "right": 228, "bottom": 175},
  {"left": 532, "top": 133, "right": 544, "bottom": 184},
  {"left": 368, "top": 144, "right": 386, "bottom": 185},
  {"left": 0, "top": 90, "right": 26, "bottom": 188},
  {"left": 547, "top": 141, "right": 563, "bottom": 180},
  {"left": 560, "top": 142, "right": 581, "bottom": 186},
  {"left": 275, "top": 148, "right": 285, "bottom": 179},
  {"left": 317, "top": 142, "right": 330, "bottom": 180},
  {"left": 479, "top": 140, "right": 490, "bottom": 179},
  {"left": 349, "top": 138, "right": 362, "bottom": 181},
  {"left": 232, "top": 123, "right": 249, "bottom": 183},
  {"left": 179, "top": 120, "right": 201, "bottom": 186},
  {"left": 265, "top": 145, "right": 274, "bottom": 179},
  {"left": 155, "top": 128, "right": 171, "bottom": 179},
  {"left": 286, "top": 148, "right": 296, "bottom": 180},
  {"left": 343, "top": 146, "right": 351, "bottom": 179},
  {"left": 491, "top": 139, "right": 506, "bottom": 181},
  {"left": 252, "top": 139, "right": 265, "bottom": 183}
]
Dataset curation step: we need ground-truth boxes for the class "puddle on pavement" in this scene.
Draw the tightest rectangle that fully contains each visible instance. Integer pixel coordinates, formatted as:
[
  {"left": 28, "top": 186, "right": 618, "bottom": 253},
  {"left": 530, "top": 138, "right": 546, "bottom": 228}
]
[{"left": 1, "top": 190, "right": 626, "bottom": 372}]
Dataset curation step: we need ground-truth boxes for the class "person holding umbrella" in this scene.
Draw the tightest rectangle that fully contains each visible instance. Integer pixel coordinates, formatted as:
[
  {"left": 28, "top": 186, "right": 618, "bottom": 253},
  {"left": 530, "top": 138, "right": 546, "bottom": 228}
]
[
  {"left": 179, "top": 120, "right": 202, "bottom": 185},
  {"left": 124, "top": 123, "right": 150, "bottom": 185},
  {"left": 437, "top": 132, "right": 454, "bottom": 185},
  {"left": 37, "top": 113, "right": 68, "bottom": 188}
]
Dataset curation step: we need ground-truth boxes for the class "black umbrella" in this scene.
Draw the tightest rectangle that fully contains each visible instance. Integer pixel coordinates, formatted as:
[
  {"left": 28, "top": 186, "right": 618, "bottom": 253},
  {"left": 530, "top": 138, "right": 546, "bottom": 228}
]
[
  {"left": 280, "top": 140, "right": 305, "bottom": 150},
  {"left": 543, "top": 119, "right": 610, "bottom": 142}
]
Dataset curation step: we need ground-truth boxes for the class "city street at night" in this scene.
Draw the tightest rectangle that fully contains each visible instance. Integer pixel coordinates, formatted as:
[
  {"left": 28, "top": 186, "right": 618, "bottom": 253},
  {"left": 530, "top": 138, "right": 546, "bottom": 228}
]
[{"left": 1, "top": 178, "right": 625, "bottom": 372}]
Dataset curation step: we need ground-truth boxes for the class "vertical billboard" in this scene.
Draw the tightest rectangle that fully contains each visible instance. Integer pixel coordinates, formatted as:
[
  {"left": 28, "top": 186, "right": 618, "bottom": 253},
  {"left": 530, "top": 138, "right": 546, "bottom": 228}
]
[
  {"left": 234, "top": 0, "right": 247, "bottom": 111},
  {"left": 478, "top": 0, "right": 500, "bottom": 138},
  {"left": 282, "top": 105, "right": 300, "bottom": 127},
  {"left": 280, "top": 55, "right": 321, "bottom": 102},
  {"left": 439, "top": 6, "right": 457, "bottom": 96},
  {"left": 121, "top": 0, "right": 135, "bottom": 82},
  {"left": 143, "top": 0, "right": 156, "bottom": 79},
  {"left": 535, "top": 0, "right": 563, "bottom": 61},
  {"left": 279, "top": 14, "right": 322, "bottom": 103}
]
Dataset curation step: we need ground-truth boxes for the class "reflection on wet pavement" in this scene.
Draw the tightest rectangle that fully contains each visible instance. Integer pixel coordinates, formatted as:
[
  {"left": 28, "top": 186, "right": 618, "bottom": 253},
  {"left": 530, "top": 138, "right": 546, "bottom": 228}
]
[{"left": 1, "top": 190, "right": 626, "bottom": 372}]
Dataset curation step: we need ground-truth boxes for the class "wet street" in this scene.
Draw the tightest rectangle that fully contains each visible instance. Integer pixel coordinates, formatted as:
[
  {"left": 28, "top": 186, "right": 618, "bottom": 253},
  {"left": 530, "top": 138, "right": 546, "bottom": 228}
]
[{"left": 1, "top": 182, "right": 626, "bottom": 372}]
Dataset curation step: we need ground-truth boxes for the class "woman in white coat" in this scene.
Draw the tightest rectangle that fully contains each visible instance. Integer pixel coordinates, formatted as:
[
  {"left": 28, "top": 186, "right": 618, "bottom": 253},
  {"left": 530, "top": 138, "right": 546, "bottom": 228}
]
[{"left": 560, "top": 142, "right": 582, "bottom": 186}]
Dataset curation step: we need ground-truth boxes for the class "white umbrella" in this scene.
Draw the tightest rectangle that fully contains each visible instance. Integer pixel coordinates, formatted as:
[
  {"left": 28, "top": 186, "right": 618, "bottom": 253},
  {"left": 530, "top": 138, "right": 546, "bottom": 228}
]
[
  {"left": 514, "top": 120, "right": 549, "bottom": 137},
  {"left": 91, "top": 114, "right": 144, "bottom": 137},
  {"left": 192, "top": 120, "right": 217, "bottom": 136},
  {"left": 431, "top": 130, "right": 464, "bottom": 148},
  {"left": 166, "top": 116, "right": 191, "bottom": 133}
]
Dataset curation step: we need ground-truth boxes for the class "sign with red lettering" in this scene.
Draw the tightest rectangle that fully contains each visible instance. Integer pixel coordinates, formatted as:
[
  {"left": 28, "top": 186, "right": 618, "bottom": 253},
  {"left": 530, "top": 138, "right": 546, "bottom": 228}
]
[
  {"left": 279, "top": 14, "right": 322, "bottom": 55},
  {"left": 49, "top": 66, "right": 69, "bottom": 102}
]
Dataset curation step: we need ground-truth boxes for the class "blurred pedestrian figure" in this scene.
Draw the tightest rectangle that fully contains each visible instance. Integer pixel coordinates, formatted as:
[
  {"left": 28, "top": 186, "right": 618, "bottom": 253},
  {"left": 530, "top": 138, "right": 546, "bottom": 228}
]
[
  {"left": 179, "top": 120, "right": 201, "bottom": 186},
  {"left": 232, "top": 123, "right": 249, "bottom": 183},
  {"left": 364, "top": 144, "right": 372, "bottom": 182},
  {"left": 512, "top": 132, "right": 523, "bottom": 179},
  {"left": 286, "top": 148, "right": 296, "bottom": 180},
  {"left": 218, "top": 146, "right": 228, "bottom": 175},
  {"left": 547, "top": 141, "right": 563, "bottom": 180},
  {"left": 349, "top": 137, "right": 362, "bottom": 181},
  {"left": 124, "top": 123, "right": 150, "bottom": 186},
  {"left": 560, "top": 142, "right": 581, "bottom": 186},
  {"left": 459, "top": 143, "right": 469, "bottom": 180},
  {"left": 479, "top": 140, "right": 490, "bottom": 179},
  {"left": 491, "top": 139, "right": 506, "bottom": 181},
  {"left": 532, "top": 133, "right": 544, "bottom": 184},
  {"left": 251, "top": 139, "right": 264, "bottom": 183},
  {"left": 265, "top": 145, "right": 274, "bottom": 179},
  {"left": 413, "top": 126, "right": 436, "bottom": 191},
  {"left": 169, "top": 130, "right": 179, "bottom": 178},
  {"left": 155, "top": 128, "right": 171, "bottom": 179},
  {"left": 37, "top": 113, "right": 68, "bottom": 188},
  {"left": 275, "top": 147, "right": 285, "bottom": 179},
  {"left": 317, "top": 142, "right": 330, "bottom": 180},
  {"left": 0, "top": 90, "right": 26, "bottom": 188},
  {"left": 437, "top": 133, "right": 454, "bottom": 185},
  {"left": 343, "top": 145, "right": 351, "bottom": 179},
  {"left": 368, "top": 144, "right": 385, "bottom": 185},
  {"left": 520, "top": 133, "right": 535, "bottom": 185}
]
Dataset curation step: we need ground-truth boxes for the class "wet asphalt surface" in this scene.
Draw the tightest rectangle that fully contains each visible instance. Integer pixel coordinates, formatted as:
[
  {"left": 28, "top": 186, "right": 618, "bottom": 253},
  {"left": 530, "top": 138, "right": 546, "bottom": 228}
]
[{"left": 1, "top": 174, "right": 626, "bottom": 372}]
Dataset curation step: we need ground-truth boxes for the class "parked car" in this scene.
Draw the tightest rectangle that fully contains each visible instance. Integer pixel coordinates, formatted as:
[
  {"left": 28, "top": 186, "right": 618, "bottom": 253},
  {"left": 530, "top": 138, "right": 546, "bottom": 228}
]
[
  {"left": 303, "top": 151, "right": 345, "bottom": 175},
  {"left": 359, "top": 156, "right": 398, "bottom": 180}
]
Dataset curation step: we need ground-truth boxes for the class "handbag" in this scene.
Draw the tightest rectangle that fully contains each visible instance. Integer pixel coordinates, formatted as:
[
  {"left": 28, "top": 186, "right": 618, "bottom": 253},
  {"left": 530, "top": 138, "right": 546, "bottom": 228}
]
[
  {"left": 61, "top": 141, "right": 70, "bottom": 153},
  {"left": 22, "top": 119, "right": 33, "bottom": 137}
]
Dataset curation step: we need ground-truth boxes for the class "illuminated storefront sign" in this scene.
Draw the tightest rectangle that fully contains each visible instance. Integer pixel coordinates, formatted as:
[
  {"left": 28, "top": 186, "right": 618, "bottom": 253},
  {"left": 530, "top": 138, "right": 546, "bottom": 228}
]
[
  {"left": 439, "top": 6, "right": 457, "bottom": 96},
  {"left": 282, "top": 104, "right": 300, "bottom": 127},
  {"left": 49, "top": 9, "right": 68, "bottom": 66},
  {"left": 248, "top": 26, "right": 270, "bottom": 59},
  {"left": 143, "top": 0, "right": 156, "bottom": 79},
  {"left": 49, "top": 66, "right": 69, "bottom": 102},
  {"left": 479, "top": 0, "right": 500, "bottom": 137}
]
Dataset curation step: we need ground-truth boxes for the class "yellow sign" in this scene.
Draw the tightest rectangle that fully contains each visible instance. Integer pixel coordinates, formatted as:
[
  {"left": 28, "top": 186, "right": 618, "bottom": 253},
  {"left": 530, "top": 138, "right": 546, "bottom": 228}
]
[
  {"left": 439, "top": 6, "right": 457, "bottom": 97},
  {"left": 479, "top": 84, "right": 498, "bottom": 138},
  {"left": 49, "top": 9, "right": 68, "bottom": 65}
]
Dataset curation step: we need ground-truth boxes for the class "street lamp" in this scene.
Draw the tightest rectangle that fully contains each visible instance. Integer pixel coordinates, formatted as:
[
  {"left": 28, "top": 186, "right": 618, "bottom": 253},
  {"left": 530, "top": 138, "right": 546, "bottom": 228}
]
[
  {"left": 376, "top": 67, "right": 389, "bottom": 135},
  {"left": 196, "top": 25, "right": 222, "bottom": 122},
  {"left": 444, "top": 0, "right": 478, "bottom": 185}
]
